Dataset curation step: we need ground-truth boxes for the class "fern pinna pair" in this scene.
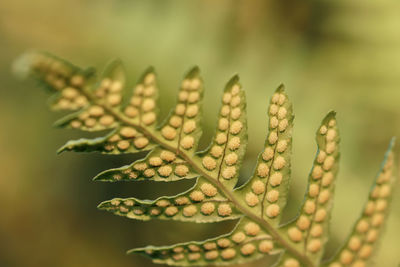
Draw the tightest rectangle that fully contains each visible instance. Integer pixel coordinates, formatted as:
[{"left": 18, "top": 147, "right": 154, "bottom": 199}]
[{"left": 16, "top": 52, "right": 396, "bottom": 267}]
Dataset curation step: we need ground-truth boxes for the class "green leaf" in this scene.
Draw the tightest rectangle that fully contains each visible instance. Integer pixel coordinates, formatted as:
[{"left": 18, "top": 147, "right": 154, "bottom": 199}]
[
  {"left": 57, "top": 127, "right": 157, "bottom": 154},
  {"left": 53, "top": 60, "right": 128, "bottom": 131},
  {"left": 279, "top": 111, "right": 340, "bottom": 265},
  {"left": 153, "top": 67, "right": 204, "bottom": 155},
  {"left": 93, "top": 147, "right": 198, "bottom": 181},
  {"left": 52, "top": 108, "right": 118, "bottom": 131},
  {"left": 16, "top": 51, "right": 96, "bottom": 111},
  {"left": 195, "top": 76, "right": 247, "bottom": 190},
  {"left": 130, "top": 218, "right": 280, "bottom": 266},
  {"left": 323, "top": 139, "right": 396, "bottom": 267},
  {"left": 120, "top": 67, "right": 159, "bottom": 126},
  {"left": 235, "top": 85, "right": 293, "bottom": 226},
  {"left": 98, "top": 177, "right": 241, "bottom": 222},
  {"left": 91, "top": 59, "right": 127, "bottom": 108}
]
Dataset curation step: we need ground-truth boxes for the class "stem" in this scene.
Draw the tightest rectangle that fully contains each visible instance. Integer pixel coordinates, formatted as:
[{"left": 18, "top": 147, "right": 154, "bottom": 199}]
[{"left": 83, "top": 91, "right": 315, "bottom": 267}]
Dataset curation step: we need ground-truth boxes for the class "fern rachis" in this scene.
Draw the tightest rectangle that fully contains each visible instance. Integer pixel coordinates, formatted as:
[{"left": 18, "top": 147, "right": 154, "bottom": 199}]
[{"left": 15, "top": 51, "right": 397, "bottom": 267}]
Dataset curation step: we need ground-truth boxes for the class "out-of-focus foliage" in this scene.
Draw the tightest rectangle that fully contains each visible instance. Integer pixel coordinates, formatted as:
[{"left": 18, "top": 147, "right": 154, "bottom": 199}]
[{"left": 0, "top": 0, "right": 399, "bottom": 267}]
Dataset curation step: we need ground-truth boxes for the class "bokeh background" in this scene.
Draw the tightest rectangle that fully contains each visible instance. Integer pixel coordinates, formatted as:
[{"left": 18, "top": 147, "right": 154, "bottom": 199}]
[{"left": 1, "top": 0, "right": 399, "bottom": 266}]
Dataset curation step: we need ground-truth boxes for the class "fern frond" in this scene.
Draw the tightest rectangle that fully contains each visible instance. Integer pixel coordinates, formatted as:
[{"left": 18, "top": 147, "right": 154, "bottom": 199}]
[{"left": 16, "top": 51, "right": 397, "bottom": 267}]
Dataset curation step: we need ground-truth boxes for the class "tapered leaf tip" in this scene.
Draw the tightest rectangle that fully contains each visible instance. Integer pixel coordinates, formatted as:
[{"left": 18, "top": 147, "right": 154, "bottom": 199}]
[
  {"left": 56, "top": 139, "right": 77, "bottom": 154},
  {"left": 56, "top": 146, "right": 67, "bottom": 155},
  {"left": 185, "top": 66, "right": 201, "bottom": 78},
  {"left": 383, "top": 137, "right": 396, "bottom": 165},
  {"left": 388, "top": 136, "right": 396, "bottom": 149},
  {"left": 127, "top": 247, "right": 140, "bottom": 254},
  {"left": 127, "top": 245, "right": 158, "bottom": 256},
  {"left": 92, "top": 168, "right": 116, "bottom": 181},
  {"left": 224, "top": 74, "right": 240, "bottom": 92},
  {"left": 144, "top": 66, "right": 155, "bottom": 74},
  {"left": 229, "top": 73, "right": 240, "bottom": 83},
  {"left": 103, "top": 58, "right": 126, "bottom": 82},
  {"left": 275, "top": 83, "right": 285, "bottom": 93},
  {"left": 316, "top": 111, "right": 338, "bottom": 138},
  {"left": 108, "top": 58, "right": 124, "bottom": 66},
  {"left": 53, "top": 115, "right": 77, "bottom": 128},
  {"left": 322, "top": 110, "right": 337, "bottom": 123},
  {"left": 12, "top": 51, "right": 38, "bottom": 79},
  {"left": 104, "top": 58, "right": 125, "bottom": 74},
  {"left": 138, "top": 66, "right": 157, "bottom": 84},
  {"left": 92, "top": 172, "right": 105, "bottom": 181},
  {"left": 97, "top": 201, "right": 108, "bottom": 209}
]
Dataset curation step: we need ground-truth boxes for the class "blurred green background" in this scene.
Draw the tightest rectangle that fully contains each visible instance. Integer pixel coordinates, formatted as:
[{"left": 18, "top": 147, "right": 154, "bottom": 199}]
[{"left": 1, "top": 0, "right": 399, "bottom": 266}]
